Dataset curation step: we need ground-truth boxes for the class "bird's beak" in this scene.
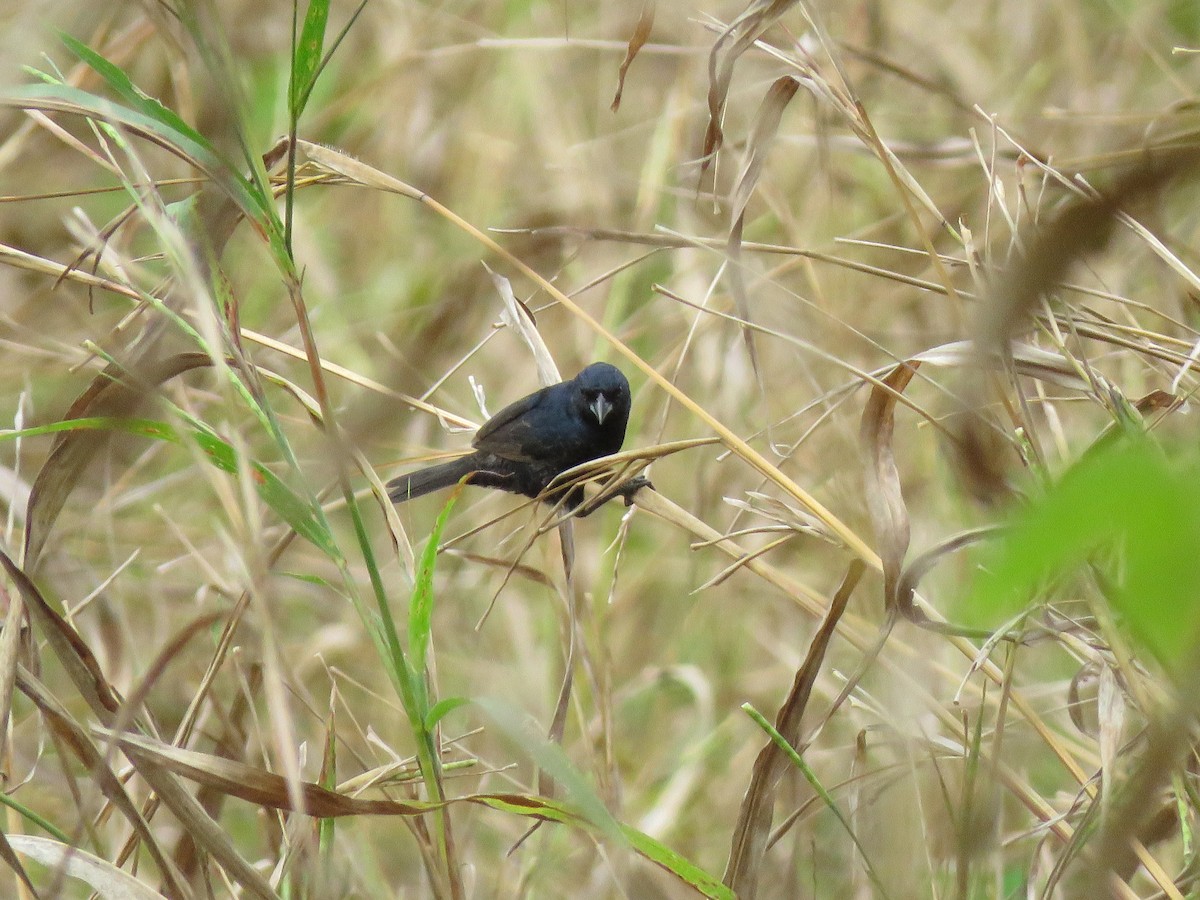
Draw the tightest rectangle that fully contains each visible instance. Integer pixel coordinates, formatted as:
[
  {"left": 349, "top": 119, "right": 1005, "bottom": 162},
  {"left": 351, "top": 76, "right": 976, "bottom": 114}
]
[{"left": 589, "top": 393, "right": 613, "bottom": 425}]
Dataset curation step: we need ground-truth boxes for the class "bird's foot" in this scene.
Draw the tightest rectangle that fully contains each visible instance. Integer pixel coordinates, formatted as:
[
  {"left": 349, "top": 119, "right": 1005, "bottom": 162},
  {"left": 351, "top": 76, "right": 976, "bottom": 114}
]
[
  {"left": 573, "top": 474, "right": 654, "bottom": 517},
  {"left": 616, "top": 474, "right": 653, "bottom": 505}
]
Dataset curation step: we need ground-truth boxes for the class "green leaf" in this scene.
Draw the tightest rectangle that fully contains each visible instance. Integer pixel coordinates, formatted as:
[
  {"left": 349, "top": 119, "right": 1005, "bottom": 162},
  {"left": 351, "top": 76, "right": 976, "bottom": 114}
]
[
  {"left": 278, "top": 571, "right": 340, "bottom": 590},
  {"left": 0, "top": 790, "right": 72, "bottom": 844},
  {"left": 291, "top": 0, "right": 331, "bottom": 117},
  {"left": 4, "top": 413, "right": 336, "bottom": 559},
  {"left": 59, "top": 33, "right": 213, "bottom": 152},
  {"left": 409, "top": 490, "right": 458, "bottom": 680},
  {"left": 318, "top": 712, "right": 337, "bottom": 852},
  {"left": 424, "top": 696, "right": 470, "bottom": 732},
  {"left": 743, "top": 703, "right": 889, "bottom": 898},
  {"left": 2, "top": 83, "right": 271, "bottom": 231},
  {"left": 0, "top": 417, "right": 176, "bottom": 443},
  {"left": 465, "top": 791, "right": 732, "bottom": 899},
  {"left": 188, "top": 430, "right": 338, "bottom": 558},
  {"left": 476, "top": 696, "right": 622, "bottom": 844},
  {"left": 619, "top": 825, "right": 735, "bottom": 900},
  {"left": 965, "top": 438, "right": 1200, "bottom": 668}
]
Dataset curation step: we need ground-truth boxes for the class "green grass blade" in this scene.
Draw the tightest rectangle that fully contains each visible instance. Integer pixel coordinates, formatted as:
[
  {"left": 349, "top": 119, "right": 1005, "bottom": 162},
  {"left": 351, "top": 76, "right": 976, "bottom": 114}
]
[
  {"left": 2, "top": 83, "right": 270, "bottom": 230},
  {"left": 424, "top": 696, "right": 470, "bottom": 732},
  {"left": 619, "top": 825, "right": 735, "bottom": 900},
  {"left": 465, "top": 793, "right": 731, "bottom": 899},
  {"left": 291, "top": 0, "right": 331, "bottom": 117},
  {"left": 476, "top": 696, "right": 622, "bottom": 844},
  {"left": 743, "top": 703, "right": 891, "bottom": 899},
  {"left": 59, "top": 33, "right": 214, "bottom": 152},
  {"left": 409, "top": 491, "right": 458, "bottom": 684},
  {"left": 2, "top": 413, "right": 337, "bottom": 558},
  {"left": 187, "top": 430, "right": 339, "bottom": 558}
]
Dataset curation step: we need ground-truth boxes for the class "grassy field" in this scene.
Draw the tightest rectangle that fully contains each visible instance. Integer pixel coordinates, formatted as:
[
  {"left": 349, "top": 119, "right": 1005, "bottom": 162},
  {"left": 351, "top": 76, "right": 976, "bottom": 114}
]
[{"left": 2, "top": 1, "right": 1200, "bottom": 897}]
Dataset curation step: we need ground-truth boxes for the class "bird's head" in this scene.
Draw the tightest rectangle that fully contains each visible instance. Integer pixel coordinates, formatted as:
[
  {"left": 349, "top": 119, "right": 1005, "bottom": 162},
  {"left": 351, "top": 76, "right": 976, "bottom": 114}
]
[{"left": 573, "top": 362, "right": 631, "bottom": 433}]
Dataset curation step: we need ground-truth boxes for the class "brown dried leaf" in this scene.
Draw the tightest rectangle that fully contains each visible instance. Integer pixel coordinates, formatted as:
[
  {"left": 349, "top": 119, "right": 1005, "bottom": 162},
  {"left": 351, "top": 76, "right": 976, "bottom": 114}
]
[
  {"left": 723, "top": 560, "right": 863, "bottom": 896},
  {"left": 1132, "top": 389, "right": 1181, "bottom": 416},
  {"left": 0, "top": 582, "right": 29, "bottom": 761},
  {"left": 14, "top": 667, "right": 192, "bottom": 899},
  {"left": 24, "top": 352, "right": 212, "bottom": 568},
  {"left": 97, "top": 728, "right": 736, "bottom": 897},
  {"left": 1097, "top": 665, "right": 1126, "bottom": 822},
  {"left": 109, "top": 728, "right": 436, "bottom": 818},
  {"left": 0, "top": 546, "right": 121, "bottom": 718},
  {"left": 961, "top": 147, "right": 1200, "bottom": 498},
  {"left": 486, "top": 265, "right": 560, "bottom": 386},
  {"left": 173, "top": 663, "right": 263, "bottom": 881},
  {"left": 731, "top": 76, "right": 800, "bottom": 224},
  {"left": 727, "top": 76, "right": 799, "bottom": 398},
  {"left": 297, "top": 139, "right": 424, "bottom": 199},
  {"left": 701, "top": 0, "right": 799, "bottom": 172},
  {"left": 100, "top": 727, "right": 584, "bottom": 824},
  {"left": 8, "top": 835, "right": 162, "bottom": 900},
  {"left": 610, "top": 0, "right": 655, "bottom": 112},
  {"left": 3, "top": 546, "right": 273, "bottom": 900},
  {"left": 893, "top": 525, "right": 1003, "bottom": 625},
  {"left": 1067, "top": 661, "right": 1101, "bottom": 737},
  {"left": 860, "top": 361, "right": 919, "bottom": 610},
  {"left": 0, "top": 830, "right": 40, "bottom": 899},
  {"left": 980, "top": 148, "right": 1200, "bottom": 357},
  {"left": 108, "top": 744, "right": 278, "bottom": 900},
  {"left": 914, "top": 340, "right": 1092, "bottom": 393}
]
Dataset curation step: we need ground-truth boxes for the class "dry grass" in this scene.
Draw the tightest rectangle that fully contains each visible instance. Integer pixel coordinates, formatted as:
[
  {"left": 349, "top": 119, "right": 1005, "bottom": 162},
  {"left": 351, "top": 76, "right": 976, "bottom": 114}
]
[{"left": 2, "top": 1, "right": 1200, "bottom": 897}]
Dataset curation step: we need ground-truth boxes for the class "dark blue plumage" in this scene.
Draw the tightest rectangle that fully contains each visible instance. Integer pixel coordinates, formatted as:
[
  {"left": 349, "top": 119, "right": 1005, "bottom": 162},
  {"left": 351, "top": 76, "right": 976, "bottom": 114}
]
[{"left": 388, "top": 363, "right": 631, "bottom": 510}]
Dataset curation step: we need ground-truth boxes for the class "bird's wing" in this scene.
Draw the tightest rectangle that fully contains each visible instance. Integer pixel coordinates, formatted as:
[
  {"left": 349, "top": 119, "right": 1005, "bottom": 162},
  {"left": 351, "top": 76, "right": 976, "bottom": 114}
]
[{"left": 471, "top": 387, "right": 549, "bottom": 461}]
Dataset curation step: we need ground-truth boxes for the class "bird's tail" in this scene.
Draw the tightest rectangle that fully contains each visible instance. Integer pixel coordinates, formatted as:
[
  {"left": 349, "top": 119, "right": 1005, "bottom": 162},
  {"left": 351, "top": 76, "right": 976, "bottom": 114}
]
[{"left": 387, "top": 455, "right": 477, "bottom": 503}]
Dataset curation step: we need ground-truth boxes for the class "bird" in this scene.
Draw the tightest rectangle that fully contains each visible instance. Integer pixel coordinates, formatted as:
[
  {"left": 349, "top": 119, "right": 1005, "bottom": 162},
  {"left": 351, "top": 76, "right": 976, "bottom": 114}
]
[{"left": 388, "top": 362, "right": 634, "bottom": 512}]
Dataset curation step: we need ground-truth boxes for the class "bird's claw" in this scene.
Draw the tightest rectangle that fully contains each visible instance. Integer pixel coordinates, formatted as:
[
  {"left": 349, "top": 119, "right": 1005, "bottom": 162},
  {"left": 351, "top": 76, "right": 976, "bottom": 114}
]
[
  {"left": 618, "top": 475, "right": 653, "bottom": 505},
  {"left": 572, "top": 474, "right": 653, "bottom": 517}
]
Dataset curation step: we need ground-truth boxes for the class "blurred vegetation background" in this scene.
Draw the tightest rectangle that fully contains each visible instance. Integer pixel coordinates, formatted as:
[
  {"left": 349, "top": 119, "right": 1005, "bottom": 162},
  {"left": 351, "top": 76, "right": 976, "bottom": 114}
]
[{"left": 2, "top": 0, "right": 1200, "bottom": 897}]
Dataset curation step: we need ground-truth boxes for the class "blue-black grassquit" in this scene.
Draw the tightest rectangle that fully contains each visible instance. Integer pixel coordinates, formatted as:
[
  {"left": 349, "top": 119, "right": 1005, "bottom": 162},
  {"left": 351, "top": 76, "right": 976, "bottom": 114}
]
[{"left": 387, "top": 362, "right": 632, "bottom": 510}]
